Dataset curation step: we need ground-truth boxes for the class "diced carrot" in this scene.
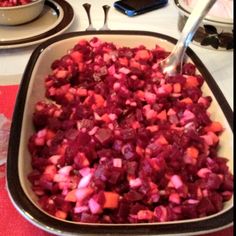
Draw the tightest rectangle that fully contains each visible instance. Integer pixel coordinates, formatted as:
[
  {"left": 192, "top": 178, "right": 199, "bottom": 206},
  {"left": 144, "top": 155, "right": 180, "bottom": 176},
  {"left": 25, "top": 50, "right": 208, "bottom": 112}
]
[
  {"left": 167, "top": 108, "right": 176, "bottom": 116},
  {"left": 43, "top": 165, "right": 57, "bottom": 181},
  {"left": 186, "top": 146, "right": 199, "bottom": 158},
  {"left": 55, "top": 70, "right": 68, "bottom": 79},
  {"left": 204, "top": 121, "right": 224, "bottom": 133},
  {"left": 145, "top": 109, "right": 157, "bottom": 120},
  {"left": 77, "top": 88, "right": 88, "bottom": 96},
  {"left": 173, "top": 83, "right": 181, "bottom": 93},
  {"left": 83, "top": 95, "right": 92, "bottom": 105},
  {"left": 76, "top": 152, "right": 90, "bottom": 167},
  {"left": 65, "top": 92, "right": 74, "bottom": 102},
  {"left": 146, "top": 125, "right": 159, "bottom": 132},
  {"left": 157, "top": 110, "right": 167, "bottom": 120},
  {"left": 136, "top": 145, "right": 144, "bottom": 157},
  {"left": 78, "top": 63, "right": 84, "bottom": 72},
  {"left": 132, "top": 121, "right": 141, "bottom": 129},
  {"left": 65, "top": 189, "right": 77, "bottom": 202},
  {"left": 184, "top": 76, "right": 199, "bottom": 88},
  {"left": 70, "top": 51, "right": 83, "bottom": 64},
  {"left": 130, "top": 59, "right": 141, "bottom": 69},
  {"left": 55, "top": 210, "right": 67, "bottom": 220},
  {"left": 119, "top": 57, "right": 129, "bottom": 66},
  {"left": 57, "top": 144, "right": 67, "bottom": 155},
  {"left": 155, "top": 135, "right": 168, "bottom": 145},
  {"left": 101, "top": 113, "right": 110, "bottom": 123},
  {"left": 135, "top": 90, "right": 145, "bottom": 100},
  {"left": 103, "top": 192, "right": 119, "bottom": 209},
  {"left": 94, "top": 94, "right": 105, "bottom": 108},
  {"left": 180, "top": 97, "right": 193, "bottom": 104},
  {"left": 135, "top": 49, "right": 149, "bottom": 60},
  {"left": 46, "top": 129, "right": 56, "bottom": 140}
]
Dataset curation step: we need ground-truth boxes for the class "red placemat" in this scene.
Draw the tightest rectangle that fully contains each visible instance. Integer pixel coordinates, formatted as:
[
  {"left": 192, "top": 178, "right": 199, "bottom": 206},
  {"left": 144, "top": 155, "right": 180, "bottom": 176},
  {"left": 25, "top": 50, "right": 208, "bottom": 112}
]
[
  {"left": 0, "top": 85, "right": 53, "bottom": 236},
  {"left": 0, "top": 85, "right": 233, "bottom": 236}
]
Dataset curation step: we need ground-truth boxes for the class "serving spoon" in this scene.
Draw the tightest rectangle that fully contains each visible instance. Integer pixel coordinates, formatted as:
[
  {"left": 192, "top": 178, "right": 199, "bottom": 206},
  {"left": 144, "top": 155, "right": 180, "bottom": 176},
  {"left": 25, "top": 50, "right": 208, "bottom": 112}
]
[{"left": 160, "top": 0, "right": 217, "bottom": 76}]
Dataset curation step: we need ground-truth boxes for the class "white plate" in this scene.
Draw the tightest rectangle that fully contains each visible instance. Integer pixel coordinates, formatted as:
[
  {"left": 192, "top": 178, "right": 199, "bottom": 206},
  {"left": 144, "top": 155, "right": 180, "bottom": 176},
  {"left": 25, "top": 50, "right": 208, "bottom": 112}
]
[{"left": 0, "top": 0, "right": 74, "bottom": 49}]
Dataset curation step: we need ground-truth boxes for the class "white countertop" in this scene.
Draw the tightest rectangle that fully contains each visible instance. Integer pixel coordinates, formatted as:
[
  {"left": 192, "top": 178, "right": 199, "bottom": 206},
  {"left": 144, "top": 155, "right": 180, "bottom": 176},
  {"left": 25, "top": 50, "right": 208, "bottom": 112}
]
[{"left": 0, "top": 0, "right": 233, "bottom": 109}]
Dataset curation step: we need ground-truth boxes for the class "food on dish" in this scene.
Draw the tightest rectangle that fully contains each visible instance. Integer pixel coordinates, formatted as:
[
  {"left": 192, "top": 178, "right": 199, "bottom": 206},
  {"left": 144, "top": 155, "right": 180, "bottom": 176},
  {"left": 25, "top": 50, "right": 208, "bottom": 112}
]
[
  {"left": 183, "top": 0, "right": 233, "bottom": 20},
  {"left": 0, "top": 0, "right": 45, "bottom": 26},
  {"left": 27, "top": 38, "right": 233, "bottom": 223},
  {"left": 175, "top": 0, "right": 233, "bottom": 50},
  {"left": 0, "top": 0, "right": 32, "bottom": 7}
]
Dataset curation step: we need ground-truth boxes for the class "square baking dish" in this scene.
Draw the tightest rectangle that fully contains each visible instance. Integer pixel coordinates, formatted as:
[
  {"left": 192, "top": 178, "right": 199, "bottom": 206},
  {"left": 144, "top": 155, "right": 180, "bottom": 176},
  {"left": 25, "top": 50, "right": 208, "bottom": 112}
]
[{"left": 7, "top": 31, "right": 233, "bottom": 235}]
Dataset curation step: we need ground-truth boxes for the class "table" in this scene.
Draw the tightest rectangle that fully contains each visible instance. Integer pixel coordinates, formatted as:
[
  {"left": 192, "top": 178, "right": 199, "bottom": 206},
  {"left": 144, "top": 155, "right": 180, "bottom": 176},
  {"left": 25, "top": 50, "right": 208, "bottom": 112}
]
[{"left": 0, "top": 0, "right": 233, "bottom": 235}]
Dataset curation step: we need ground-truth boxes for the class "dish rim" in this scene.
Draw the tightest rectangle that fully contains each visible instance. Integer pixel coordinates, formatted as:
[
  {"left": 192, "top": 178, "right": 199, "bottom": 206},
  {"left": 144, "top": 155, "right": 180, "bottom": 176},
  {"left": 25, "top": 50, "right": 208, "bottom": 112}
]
[
  {"left": 0, "top": 0, "right": 74, "bottom": 49},
  {"left": 7, "top": 30, "right": 233, "bottom": 236},
  {"left": 174, "top": 0, "right": 233, "bottom": 26}
]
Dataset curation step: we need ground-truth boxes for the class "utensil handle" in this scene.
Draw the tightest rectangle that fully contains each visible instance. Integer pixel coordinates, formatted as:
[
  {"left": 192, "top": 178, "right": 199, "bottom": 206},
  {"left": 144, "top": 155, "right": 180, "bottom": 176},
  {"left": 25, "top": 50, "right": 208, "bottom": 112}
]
[
  {"left": 174, "top": 0, "right": 217, "bottom": 62},
  {"left": 102, "top": 5, "right": 110, "bottom": 25},
  {"left": 83, "top": 3, "right": 92, "bottom": 25}
]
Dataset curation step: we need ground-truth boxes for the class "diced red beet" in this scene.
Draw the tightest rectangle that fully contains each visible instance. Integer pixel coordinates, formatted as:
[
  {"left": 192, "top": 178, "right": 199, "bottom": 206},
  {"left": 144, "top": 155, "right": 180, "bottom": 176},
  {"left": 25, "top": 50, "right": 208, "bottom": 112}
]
[
  {"left": 95, "top": 128, "right": 112, "bottom": 145},
  {"left": 80, "top": 212, "right": 99, "bottom": 223},
  {"left": 28, "top": 38, "right": 233, "bottom": 224},
  {"left": 124, "top": 190, "right": 143, "bottom": 202}
]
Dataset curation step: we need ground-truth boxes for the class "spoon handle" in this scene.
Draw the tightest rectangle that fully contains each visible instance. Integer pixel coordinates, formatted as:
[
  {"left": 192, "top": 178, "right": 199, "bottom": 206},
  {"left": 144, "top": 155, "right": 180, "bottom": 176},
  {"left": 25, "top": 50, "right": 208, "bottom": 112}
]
[
  {"left": 165, "top": 0, "right": 217, "bottom": 73},
  {"left": 83, "top": 3, "right": 92, "bottom": 25},
  {"left": 178, "top": 0, "right": 217, "bottom": 49},
  {"left": 102, "top": 5, "right": 110, "bottom": 25}
]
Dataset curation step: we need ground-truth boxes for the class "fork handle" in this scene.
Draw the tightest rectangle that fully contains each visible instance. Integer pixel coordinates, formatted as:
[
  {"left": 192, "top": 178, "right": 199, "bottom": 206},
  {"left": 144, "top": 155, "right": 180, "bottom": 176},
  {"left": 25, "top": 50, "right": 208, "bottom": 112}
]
[
  {"left": 102, "top": 5, "right": 110, "bottom": 25},
  {"left": 83, "top": 3, "right": 92, "bottom": 25}
]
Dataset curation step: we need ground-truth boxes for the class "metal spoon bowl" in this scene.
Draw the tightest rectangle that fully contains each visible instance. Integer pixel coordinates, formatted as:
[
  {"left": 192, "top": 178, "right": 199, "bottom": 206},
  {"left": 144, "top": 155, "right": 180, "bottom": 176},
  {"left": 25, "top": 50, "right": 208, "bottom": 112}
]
[{"left": 160, "top": 0, "right": 217, "bottom": 76}]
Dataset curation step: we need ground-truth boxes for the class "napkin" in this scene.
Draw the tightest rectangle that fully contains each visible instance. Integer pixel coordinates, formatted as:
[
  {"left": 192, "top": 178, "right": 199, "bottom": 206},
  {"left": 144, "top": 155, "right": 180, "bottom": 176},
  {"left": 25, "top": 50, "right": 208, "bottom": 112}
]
[{"left": 0, "top": 85, "right": 18, "bottom": 166}]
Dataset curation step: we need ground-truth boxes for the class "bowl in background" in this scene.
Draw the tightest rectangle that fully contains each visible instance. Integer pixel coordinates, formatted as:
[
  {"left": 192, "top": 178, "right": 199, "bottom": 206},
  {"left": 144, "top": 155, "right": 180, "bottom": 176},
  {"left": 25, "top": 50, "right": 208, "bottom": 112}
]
[
  {"left": 0, "top": 0, "right": 45, "bottom": 26},
  {"left": 174, "top": 0, "right": 233, "bottom": 50},
  {"left": 7, "top": 31, "right": 233, "bottom": 235}
]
